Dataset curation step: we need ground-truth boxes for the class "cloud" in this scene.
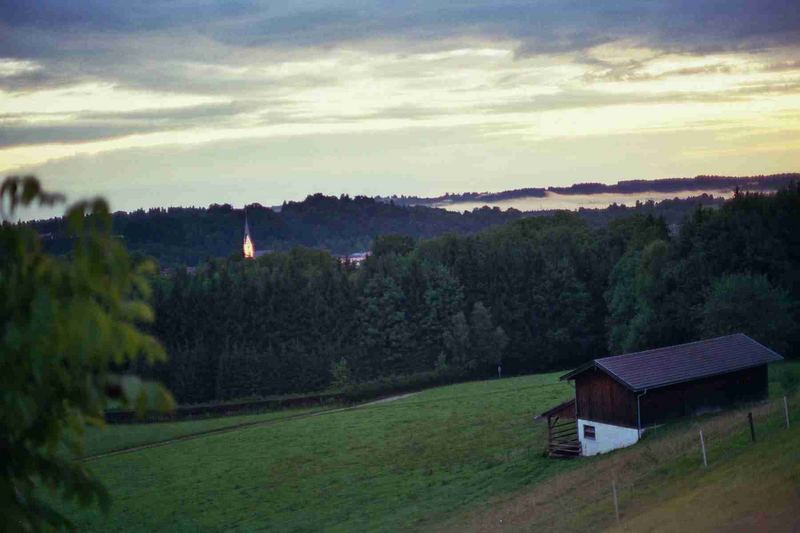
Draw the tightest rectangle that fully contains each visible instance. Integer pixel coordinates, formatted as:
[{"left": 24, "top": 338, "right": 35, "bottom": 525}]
[
  {"left": 764, "top": 60, "right": 800, "bottom": 73},
  {"left": 15, "top": 120, "right": 800, "bottom": 222},
  {"left": 0, "top": 102, "right": 262, "bottom": 147},
  {"left": 1, "top": 0, "right": 799, "bottom": 193},
  {"left": 2, "top": 2, "right": 799, "bottom": 104},
  {"left": 0, "top": 124, "right": 159, "bottom": 147},
  {"left": 4, "top": 2, "right": 800, "bottom": 71}
]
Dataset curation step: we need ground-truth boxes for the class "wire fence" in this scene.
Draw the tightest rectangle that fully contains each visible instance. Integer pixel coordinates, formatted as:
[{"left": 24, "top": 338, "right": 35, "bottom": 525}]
[{"left": 512, "top": 393, "right": 798, "bottom": 531}]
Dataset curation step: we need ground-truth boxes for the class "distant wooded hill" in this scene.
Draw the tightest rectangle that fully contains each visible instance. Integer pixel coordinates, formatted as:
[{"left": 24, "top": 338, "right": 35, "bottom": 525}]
[
  {"left": 379, "top": 173, "right": 799, "bottom": 206},
  {"left": 140, "top": 185, "right": 800, "bottom": 404},
  {"left": 31, "top": 191, "right": 729, "bottom": 267}
]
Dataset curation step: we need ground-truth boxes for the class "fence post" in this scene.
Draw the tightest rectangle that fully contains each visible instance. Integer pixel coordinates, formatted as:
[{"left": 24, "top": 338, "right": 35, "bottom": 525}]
[
  {"left": 748, "top": 412, "right": 756, "bottom": 442},
  {"left": 785, "top": 396, "right": 790, "bottom": 429},
  {"left": 612, "top": 479, "right": 620, "bottom": 523},
  {"left": 699, "top": 429, "right": 708, "bottom": 468}
]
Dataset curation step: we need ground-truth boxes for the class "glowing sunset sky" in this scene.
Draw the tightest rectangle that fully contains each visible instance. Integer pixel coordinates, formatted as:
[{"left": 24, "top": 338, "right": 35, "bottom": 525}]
[{"left": 1, "top": 1, "right": 799, "bottom": 212}]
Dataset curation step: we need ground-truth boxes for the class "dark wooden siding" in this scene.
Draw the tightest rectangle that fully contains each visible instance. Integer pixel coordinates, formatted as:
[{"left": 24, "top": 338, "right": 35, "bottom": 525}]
[
  {"left": 544, "top": 399, "right": 576, "bottom": 420},
  {"left": 575, "top": 368, "right": 638, "bottom": 428},
  {"left": 574, "top": 364, "right": 770, "bottom": 430},
  {"left": 640, "top": 364, "right": 768, "bottom": 426}
]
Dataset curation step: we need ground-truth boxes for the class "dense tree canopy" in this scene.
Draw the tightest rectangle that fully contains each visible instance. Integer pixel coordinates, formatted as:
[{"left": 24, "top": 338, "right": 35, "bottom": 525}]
[
  {"left": 700, "top": 273, "right": 795, "bottom": 353},
  {"left": 32, "top": 192, "right": 726, "bottom": 267},
  {"left": 141, "top": 185, "right": 800, "bottom": 405}
]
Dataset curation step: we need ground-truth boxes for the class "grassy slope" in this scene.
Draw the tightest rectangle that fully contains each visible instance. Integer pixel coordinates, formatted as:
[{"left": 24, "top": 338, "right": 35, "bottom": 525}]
[
  {"left": 612, "top": 423, "right": 800, "bottom": 532},
  {"left": 83, "top": 408, "right": 320, "bottom": 457},
  {"left": 437, "top": 362, "right": 800, "bottom": 532},
  {"left": 71, "top": 363, "right": 799, "bottom": 531},
  {"left": 437, "top": 412, "right": 800, "bottom": 532},
  {"left": 72, "top": 372, "right": 576, "bottom": 531}
]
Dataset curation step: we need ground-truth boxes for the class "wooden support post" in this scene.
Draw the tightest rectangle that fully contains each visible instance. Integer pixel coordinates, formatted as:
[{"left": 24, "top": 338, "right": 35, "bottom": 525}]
[
  {"left": 748, "top": 412, "right": 756, "bottom": 442},
  {"left": 785, "top": 396, "right": 790, "bottom": 429},
  {"left": 699, "top": 429, "right": 708, "bottom": 468},
  {"left": 612, "top": 479, "right": 620, "bottom": 523}
]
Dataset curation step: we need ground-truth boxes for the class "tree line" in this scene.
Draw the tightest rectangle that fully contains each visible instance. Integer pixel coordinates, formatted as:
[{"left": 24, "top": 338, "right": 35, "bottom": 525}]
[
  {"left": 34, "top": 194, "right": 524, "bottom": 266},
  {"left": 34, "top": 191, "right": 726, "bottom": 267},
  {"left": 380, "top": 173, "right": 798, "bottom": 206},
  {"left": 138, "top": 186, "right": 800, "bottom": 404}
]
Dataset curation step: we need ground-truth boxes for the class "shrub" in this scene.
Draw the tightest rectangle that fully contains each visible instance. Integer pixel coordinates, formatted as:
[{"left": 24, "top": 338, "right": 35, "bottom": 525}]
[
  {"left": 0, "top": 177, "right": 174, "bottom": 530},
  {"left": 330, "top": 358, "right": 354, "bottom": 391}
]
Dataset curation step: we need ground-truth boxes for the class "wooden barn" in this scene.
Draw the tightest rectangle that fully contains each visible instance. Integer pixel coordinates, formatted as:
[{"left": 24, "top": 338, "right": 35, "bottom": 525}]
[{"left": 539, "top": 333, "right": 784, "bottom": 457}]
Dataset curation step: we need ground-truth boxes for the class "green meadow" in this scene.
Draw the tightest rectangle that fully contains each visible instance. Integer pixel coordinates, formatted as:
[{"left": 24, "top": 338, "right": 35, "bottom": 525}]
[
  {"left": 75, "top": 372, "right": 575, "bottom": 531},
  {"left": 83, "top": 407, "right": 321, "bottom": 458},
  {"left": 70, "top": 363, "right": 800, "bottom": 531},
  {"left": 441, "top": 393, "right": 800, "bottom": 532}
]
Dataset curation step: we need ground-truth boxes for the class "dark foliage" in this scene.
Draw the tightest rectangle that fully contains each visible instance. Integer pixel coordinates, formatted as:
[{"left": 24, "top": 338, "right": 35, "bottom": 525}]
[
  {"left": 1, "top": 177, "right": 173, "bottom": 531},
  {"left": 137, "top": 184, "right": 799, "bottom": 405},
  {"left": 31, "top": 189, "right": 736, "bottom": 268},
  {"left": 33, "top": 194, "right": 525, "bottom": 267}
]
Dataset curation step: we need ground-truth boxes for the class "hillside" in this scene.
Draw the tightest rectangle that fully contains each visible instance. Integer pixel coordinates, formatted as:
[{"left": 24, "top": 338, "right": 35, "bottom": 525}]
[
  {"left": 31, "top": 188, "right": 732, "bottom": 267},
  {"left": 441, "top": 367, "right": 800, "bottom": 531},
  {"left": 33, "top": 194, "right": 524, "bottom": 266},
  {"left": 139, "top": 188, "right": 800, "bottom": 406},
  {"left": 72, "top": 372, "right": 574, "bottom": 531},
  {"left": 67, "top": 364, "right": 799, "bottom": 531}
]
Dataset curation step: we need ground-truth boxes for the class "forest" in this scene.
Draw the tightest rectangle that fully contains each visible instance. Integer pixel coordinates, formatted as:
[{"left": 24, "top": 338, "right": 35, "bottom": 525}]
[
  {"left": 33, "top": 190, "right": 727, "bottom": 267},
  {"left": 34, "top": 194, "right": 522, "bottom": 266},
  {"left": 136, "top": 186, "right": 800, "bottom": 405}
]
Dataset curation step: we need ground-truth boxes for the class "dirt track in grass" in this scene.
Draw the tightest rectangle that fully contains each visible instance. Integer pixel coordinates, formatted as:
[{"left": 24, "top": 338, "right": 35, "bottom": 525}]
[{"left": 83, "top": 392, "right": 418, "bottom": 462}]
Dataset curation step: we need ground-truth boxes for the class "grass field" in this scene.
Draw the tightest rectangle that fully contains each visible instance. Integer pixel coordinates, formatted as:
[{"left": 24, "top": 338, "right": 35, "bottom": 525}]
[
  {"left": 72, "top": 371, "right": 576, "bottom": 531},
  {"left": 438, "top": 401, "right": 800, "bottom": 531},
  {"left": 83, "top": 407, "right": 321, "bottom": 457},
  {"left": 439, "top": 362, "right": 800, "bottom": 531},
  {"left": 68, "top": 362, "right": 800, "bottom": 531},
  {"left": 610, "top": 422, "right": 800, "bottom": 532}
]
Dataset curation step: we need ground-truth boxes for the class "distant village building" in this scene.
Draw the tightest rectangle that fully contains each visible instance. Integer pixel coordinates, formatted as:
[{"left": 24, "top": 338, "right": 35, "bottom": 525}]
[
  {"left": 539, "top": 334, "right": 783, "bottom": 458},
  {"left": 159, "top": 265, "right": 198, "bottom": 277},
  {"left": 337, "top": 251, "right": 371, "bottom": 266},
  {"left": 241, "top": 214, "right": 272, "bottom": 259},
  {"left": 243, "top": 214, "right": 255, "bottom": 259}
]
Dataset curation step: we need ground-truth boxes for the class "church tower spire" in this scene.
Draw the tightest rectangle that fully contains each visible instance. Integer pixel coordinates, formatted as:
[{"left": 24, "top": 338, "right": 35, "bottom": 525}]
[{"left": 243, "top": 212, "right": 255, "bottom": 259}]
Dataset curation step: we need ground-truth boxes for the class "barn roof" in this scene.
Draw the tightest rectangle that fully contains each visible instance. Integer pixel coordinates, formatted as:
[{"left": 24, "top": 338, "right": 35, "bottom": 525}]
[{"left": 561, "top": 334, "right": 783, "bottom": 392}]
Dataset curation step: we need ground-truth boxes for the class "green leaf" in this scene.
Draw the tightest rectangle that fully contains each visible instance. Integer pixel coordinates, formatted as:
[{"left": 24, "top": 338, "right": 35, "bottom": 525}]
[{"left": 120, "top": 375, "right": 143, "bottom": 408}]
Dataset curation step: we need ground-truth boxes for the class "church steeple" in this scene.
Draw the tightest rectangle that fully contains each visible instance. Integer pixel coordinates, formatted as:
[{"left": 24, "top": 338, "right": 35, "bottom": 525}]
[{"left": 243, "top": 212, "right": 255, "bottom": 259}]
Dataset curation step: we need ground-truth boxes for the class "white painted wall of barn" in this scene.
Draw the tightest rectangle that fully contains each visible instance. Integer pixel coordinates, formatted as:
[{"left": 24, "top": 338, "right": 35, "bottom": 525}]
[{"left": 577, "top": 418, "right": 640, "bottom": 456}]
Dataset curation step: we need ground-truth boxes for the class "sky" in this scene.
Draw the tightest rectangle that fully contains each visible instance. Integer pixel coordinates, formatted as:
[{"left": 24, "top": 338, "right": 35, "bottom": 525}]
[{"left": 1, "top": 1, "right": 799, "bottom": 214}]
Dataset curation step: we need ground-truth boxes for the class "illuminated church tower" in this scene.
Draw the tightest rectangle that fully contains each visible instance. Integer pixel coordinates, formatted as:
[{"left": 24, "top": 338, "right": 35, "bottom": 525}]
[{"left": 243, "top": 213, "right": 255, "bottom": 259}]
